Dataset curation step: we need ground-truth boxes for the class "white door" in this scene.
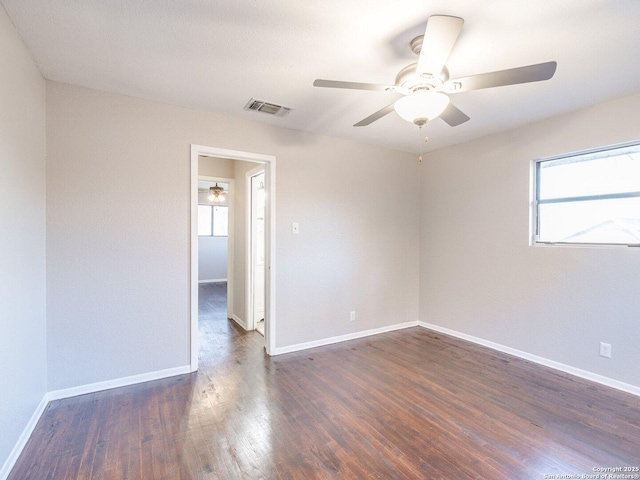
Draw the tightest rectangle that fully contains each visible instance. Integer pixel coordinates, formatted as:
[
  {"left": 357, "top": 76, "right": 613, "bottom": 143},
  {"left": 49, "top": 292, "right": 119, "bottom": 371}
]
[{"left": 251, "top": 173, "right": 265, "bottom": 327}]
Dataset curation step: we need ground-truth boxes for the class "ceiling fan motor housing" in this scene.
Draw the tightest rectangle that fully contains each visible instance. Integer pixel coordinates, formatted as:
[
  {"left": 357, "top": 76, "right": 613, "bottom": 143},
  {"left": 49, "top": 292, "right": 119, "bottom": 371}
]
[{"left": 394, "top": 62, "right": 449, "bottom": 94}]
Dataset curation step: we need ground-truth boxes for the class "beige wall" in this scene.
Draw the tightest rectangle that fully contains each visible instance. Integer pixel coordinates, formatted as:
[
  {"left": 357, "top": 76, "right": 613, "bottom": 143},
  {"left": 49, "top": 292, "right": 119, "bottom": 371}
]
[
  {"left": 0, "top": 5, "right": 47, "bottom": 475},
  {"left": 420, "top": 92, "right": 640, "bottom": 388},
  {"left": 46, "top": 81, "right": 420, "bottom": 390},
  {"left": 198, "top": 155, "right": 235, "bottom": 178}
]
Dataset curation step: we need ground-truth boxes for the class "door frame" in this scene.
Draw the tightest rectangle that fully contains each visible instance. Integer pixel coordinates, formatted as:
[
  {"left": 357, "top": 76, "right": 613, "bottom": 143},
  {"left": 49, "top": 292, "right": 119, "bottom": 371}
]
[
  {"left": 246, "top": 166, "right": 266, "bottom": 332},
  {"left": 190, "top": 145, "right": 277, "bottom": 371}
]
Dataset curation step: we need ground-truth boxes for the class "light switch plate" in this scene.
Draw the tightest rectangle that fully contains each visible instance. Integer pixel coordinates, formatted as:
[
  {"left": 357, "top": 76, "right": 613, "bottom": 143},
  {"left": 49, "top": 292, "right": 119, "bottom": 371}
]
[{"left": 292, "top": 222, "right": 299, "bottom": 234}]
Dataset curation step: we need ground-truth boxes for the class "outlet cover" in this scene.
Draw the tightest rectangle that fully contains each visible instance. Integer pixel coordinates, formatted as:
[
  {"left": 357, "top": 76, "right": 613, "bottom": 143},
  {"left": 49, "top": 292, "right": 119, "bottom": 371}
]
[
  {"left": 349, "top": 311, "right": 356, "bottom": 322},
  {"left": 599, "top": 342, "right": 612, "bottom": 358}
]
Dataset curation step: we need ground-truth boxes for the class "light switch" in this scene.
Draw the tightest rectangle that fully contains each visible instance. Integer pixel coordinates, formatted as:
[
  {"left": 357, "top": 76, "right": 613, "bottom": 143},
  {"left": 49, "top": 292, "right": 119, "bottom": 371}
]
[{"left": 292, "top": 222, "right": 299, "bottom": 235}]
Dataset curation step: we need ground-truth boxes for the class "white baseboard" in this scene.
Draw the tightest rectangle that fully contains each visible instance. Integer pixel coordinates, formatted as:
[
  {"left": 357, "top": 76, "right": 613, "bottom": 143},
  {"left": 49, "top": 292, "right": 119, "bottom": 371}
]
[
  {"left": 46, "top": 365, "right": 192, "bottom": 401},
  {"left": 1, "top": 365, "right": 192, "bottom": 479},
  {"left": 198, "top": 278, "right": 227, "bottom": 284},
  {"left": 419, "top": 322, "right": 640, "bottom": 397},
  {"left": 229, "top": 314, "right": 247, "bottom": 331},
  {"left": 273, "top": 321, "right": 419, "bottom": 356},
  {"left": 0, "top": 394, "right": 49, "bottom": 480}
]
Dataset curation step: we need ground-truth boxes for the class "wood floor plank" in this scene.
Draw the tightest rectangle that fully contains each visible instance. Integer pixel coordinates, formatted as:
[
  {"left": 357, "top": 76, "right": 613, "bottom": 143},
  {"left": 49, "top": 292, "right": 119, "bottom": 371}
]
[{"left": 9, "top": 282, "right": 640, "bottom": 479}]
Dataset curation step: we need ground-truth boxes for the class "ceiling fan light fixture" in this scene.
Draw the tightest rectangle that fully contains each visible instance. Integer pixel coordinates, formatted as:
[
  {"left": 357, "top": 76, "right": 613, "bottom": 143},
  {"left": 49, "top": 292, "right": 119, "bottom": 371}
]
[
  {"left": 208, "top": 184, "right": 226, "bottom": 203},
  {"left": 394, "top": 91, "right": 450, "bottom": 125}
]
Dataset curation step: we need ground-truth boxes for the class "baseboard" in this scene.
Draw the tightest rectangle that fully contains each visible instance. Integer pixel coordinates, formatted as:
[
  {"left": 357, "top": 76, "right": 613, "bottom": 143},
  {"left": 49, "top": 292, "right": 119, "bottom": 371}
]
[
  {"left": 273, "top": 321, "right": 419, "bottom": 356},
  {"left": 1, "top": 365, "right": 192, "bottom": 479},
  {"left": 229, "top": 314, "right": 247, "bottom": 331},
  {"left": 46, "top": 365, "right": 192, "bottom": 401},
  {"left": 198, "top": 278, "right": 227, "bottom": 284},
  {"left": 0, "top": 394, "right": 49, "bottom": 480},
  {"left": 419, "top": 322, "right": 640, "bottom": 397}
]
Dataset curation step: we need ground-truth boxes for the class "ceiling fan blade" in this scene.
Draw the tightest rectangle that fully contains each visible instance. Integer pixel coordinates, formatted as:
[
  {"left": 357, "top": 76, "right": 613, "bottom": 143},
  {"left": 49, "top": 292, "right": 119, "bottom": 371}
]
[
  {"left": 354, "top": 102, "right": 397, "bottom": 127},
  {"left": 313, "top": 79, "right": 395, "bottom": 92},
  {"left": 439, "top": 102, "right": 470, "bottom": 127},
  {"left": 444, "top": 61, "right": 557, "bottom": 93},
  {"left": 416, "top": 15, "right": 464, "bottom": 77}
]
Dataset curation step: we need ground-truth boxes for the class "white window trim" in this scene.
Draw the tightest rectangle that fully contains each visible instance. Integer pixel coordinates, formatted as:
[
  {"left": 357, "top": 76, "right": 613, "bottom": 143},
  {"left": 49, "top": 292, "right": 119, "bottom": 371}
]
[
  {"left": 530, "top": 140, "right": 640, "bottom": 249},
  {"left": 197, "top": 204, "right": 229, "bottom": 237}
]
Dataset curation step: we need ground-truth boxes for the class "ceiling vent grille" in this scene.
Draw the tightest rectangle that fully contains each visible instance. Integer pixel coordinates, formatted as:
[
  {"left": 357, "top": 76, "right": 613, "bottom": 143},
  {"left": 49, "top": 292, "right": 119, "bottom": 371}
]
[{"left": 244, "top": 98, "right": 292, "bottom": 117}]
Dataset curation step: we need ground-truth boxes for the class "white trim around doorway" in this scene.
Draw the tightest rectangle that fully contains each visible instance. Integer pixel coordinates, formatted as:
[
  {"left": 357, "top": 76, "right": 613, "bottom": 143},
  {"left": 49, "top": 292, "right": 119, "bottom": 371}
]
[{"left": 190, "top": 145, "right": 277, "bottom": 371}]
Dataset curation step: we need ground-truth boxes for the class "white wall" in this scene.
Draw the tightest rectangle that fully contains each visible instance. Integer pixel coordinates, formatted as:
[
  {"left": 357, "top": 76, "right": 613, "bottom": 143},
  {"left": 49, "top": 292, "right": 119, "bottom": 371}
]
[
  {"left": 46, "top": 81, "right": 420, "bottom": 389},
  {"left": 198, "top": 237, "right": 228, "bottom": 282},
  {"left": 0, "top": 5, "right": 47, "bottom": 475},
  {"left": 420, "top": 92, "right": 640, "bottom": 389}
]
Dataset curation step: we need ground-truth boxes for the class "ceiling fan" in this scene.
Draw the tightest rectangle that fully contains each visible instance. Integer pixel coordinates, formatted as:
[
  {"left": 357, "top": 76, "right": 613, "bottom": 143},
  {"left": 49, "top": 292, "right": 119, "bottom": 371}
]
[
  {"left": 199, "top": 183, "right": 227, "bottom": 203},
  {"left": 313, "top": 15, "right": 557, "bottom": 128}
]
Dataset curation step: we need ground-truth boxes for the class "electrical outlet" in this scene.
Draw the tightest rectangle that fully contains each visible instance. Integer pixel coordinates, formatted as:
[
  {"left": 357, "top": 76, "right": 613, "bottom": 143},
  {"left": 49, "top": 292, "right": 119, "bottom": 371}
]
[
  {"left": 599, "top": 342, "right": 612, "bottom": 358},
  {"left": 349, "top": 311, "right": 356, "bottom": 322}
]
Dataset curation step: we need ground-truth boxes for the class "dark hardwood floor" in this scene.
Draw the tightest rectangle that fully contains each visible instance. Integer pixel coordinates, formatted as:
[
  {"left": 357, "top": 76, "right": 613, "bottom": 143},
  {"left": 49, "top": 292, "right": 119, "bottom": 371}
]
[{"left": 9, "top": 283, "right": 640, "bottom": 479}]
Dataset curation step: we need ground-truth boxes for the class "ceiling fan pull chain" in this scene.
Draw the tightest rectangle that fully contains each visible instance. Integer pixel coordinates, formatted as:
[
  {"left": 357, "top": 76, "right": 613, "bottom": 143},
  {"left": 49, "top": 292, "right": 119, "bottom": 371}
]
[{"left": 418, "top": 124, "right": 424, "bottom": 163}]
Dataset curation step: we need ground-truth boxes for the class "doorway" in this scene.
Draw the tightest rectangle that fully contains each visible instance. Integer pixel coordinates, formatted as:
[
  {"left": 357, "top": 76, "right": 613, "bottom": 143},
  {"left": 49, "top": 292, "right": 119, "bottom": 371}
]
[{"left": 190, "top": 145, "right": 276, "bottom": 371}]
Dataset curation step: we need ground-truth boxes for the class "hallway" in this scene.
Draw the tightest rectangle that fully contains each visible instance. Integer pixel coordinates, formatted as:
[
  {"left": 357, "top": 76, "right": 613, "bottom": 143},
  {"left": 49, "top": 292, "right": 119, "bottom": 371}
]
[{"left": 198, "top": 282, "right": 264, "bottom": 367}]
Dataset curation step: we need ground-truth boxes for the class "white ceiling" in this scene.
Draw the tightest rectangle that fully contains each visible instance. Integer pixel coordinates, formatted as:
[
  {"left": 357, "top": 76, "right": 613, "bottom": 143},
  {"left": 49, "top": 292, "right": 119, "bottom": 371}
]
[{"left": 3, "top": 0, "right": 640, "bottom": 153}]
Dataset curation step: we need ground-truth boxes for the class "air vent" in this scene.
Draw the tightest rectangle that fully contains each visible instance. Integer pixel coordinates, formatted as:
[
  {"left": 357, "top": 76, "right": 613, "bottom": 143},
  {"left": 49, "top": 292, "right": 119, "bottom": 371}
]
[{"left": 244, "top": 98, "right": 292, "bottom": 117}]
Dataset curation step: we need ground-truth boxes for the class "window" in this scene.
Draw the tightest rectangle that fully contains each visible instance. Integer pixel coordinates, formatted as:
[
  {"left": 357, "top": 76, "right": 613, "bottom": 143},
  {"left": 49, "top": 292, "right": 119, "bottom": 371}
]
[
  {"left": 212, "top": 205, "right": 228, "bottom": 236},
  {"left": 198, "top": 205, "right": 228, "bottom": 237},
  {"left": 532, "top": 141, "right": 640, "bottom": 246}
]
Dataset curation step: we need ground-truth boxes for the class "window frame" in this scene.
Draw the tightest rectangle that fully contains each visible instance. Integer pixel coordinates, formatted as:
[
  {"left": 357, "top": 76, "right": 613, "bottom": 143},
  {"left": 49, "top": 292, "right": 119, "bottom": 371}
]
[
  {"left": 212, "top": 205, "right": 229, "bottom": 237},
  {"left": 530, "top": 140, "right": 640, "bottom": 248},
  {"left": 197, "top": 204, "right": 229, "bottom": 237}
]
